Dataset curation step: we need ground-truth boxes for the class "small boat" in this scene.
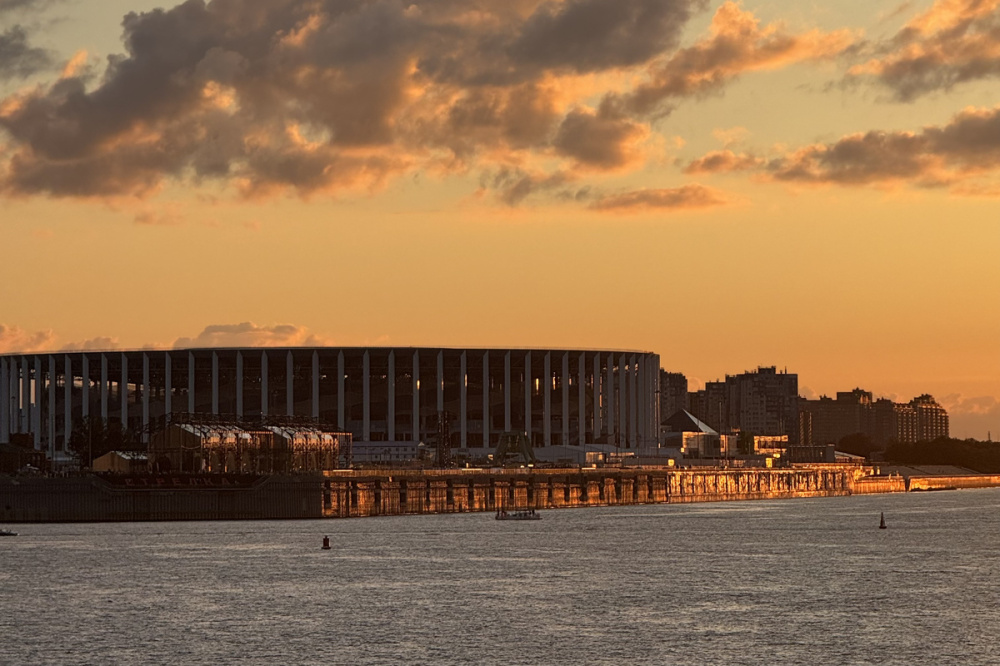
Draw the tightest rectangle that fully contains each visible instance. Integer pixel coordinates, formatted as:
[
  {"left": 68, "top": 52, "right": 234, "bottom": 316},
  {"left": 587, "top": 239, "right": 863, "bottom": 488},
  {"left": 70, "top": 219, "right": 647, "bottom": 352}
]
[
  {"left": 495, "top": 510, "right": 541, "bottom": 521},
  {"left": 0, "top": 528, "right": 17, "bottom": 537},
  {"left": 879, "top": 512, "right": 887, "bottom": 529},
  {"left": 321, "top": 536, "right": 331, "bottom": 550}
]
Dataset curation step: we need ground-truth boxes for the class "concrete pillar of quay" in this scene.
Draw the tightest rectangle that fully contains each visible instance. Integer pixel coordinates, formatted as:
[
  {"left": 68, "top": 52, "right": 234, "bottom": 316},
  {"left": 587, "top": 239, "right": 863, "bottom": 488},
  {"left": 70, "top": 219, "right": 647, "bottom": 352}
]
[
  {"left": 474, "top": 479, "right": 490, "bottom": 511},
  {"left": 512, "top": 480, "right": 530, "bottom": 509}
]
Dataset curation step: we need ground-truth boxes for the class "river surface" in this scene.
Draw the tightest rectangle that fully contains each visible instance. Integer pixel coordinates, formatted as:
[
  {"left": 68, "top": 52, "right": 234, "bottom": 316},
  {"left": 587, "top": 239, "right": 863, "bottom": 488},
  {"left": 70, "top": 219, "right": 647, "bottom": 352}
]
[{"left": 3, "top": 489, "right": 1000, "bottom": 665}]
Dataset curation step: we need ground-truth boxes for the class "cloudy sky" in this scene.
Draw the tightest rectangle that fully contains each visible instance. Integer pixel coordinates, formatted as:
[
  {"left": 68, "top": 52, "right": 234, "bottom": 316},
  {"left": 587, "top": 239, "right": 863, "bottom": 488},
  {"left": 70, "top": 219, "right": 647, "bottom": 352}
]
[{"left": 0, "top": 0, "right": 998, "bottom": 437}]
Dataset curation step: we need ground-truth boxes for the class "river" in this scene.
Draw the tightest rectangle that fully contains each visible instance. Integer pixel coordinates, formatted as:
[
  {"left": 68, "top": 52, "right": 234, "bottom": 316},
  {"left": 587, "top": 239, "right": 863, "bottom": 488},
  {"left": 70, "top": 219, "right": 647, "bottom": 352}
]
[{"left": 3, "top": 489, "right": 999, "bottom": 665}]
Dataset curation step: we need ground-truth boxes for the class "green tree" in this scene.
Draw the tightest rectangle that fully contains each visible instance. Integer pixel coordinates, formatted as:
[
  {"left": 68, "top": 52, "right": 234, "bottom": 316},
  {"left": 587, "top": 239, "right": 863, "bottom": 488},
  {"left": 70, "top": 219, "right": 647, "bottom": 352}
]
[{"left": 837, "top": 433, "right": 878, "bottom": 458}]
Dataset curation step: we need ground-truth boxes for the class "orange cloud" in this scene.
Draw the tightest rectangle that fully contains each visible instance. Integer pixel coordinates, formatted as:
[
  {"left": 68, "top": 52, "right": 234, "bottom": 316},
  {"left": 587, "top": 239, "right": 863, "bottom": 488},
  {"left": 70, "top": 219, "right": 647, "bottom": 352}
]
[
  {"left": 683, "top": 105, "right": 1000, "bottom": 192},
  {"left": 173, "top": 322, "right": 334, "bottom": 349},
  {"left": 588, "top": 183, "right": 728, "bottom": 212},
  {"left": 848, "top": 0, "right": 1000, "bottom": 100},
  {"left": 626, "top": 1, "right": 855, "bottom": 114},
  {"left": 0, "top": 324, "right": 56, "bottom": 353},
  {"left": 684, "top": 149, "right": 764, "bottom": 174}
]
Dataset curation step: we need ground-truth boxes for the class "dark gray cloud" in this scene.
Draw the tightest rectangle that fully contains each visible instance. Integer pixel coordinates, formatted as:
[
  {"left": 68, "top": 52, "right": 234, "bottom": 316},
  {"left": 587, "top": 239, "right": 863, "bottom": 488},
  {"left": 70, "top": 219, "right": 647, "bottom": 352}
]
[
  {"left": 552, "top": 102, "right": 646, "bottom": 170},
  {"left": 0, "top": 25, "right": 52, "bottom": 80},
  {"left": 1, "top": 0, "right": 704, "bottom": 199},
  {"left": 684, "top": 105, "right": 1000, "bottom": 191},
  {"left": 510, "top": 0, "right": 703, "bottom": 73},
  {"left": 847, "top": 0, "right": 1000, "bottom": 101},
  {"left": 624, "top": 1, "right": 853, "bottom": 115},
  {"left": 588, "top": 183, "right": 727, "bottom": 211}
]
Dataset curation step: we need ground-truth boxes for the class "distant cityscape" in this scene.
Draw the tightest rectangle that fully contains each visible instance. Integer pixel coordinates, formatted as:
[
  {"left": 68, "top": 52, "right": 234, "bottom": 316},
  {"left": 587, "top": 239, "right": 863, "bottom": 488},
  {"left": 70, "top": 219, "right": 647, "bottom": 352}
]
[{"left": 660, "top": 366, "right": 949, "bottom": 461}]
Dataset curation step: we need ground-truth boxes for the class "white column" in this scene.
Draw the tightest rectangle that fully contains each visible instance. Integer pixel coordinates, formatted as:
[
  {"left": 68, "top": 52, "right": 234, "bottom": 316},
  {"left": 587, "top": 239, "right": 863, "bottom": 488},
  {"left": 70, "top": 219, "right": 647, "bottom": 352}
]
[
  {"left": 311, "top": 351, "right": 319, "bottom": 419},
  {"left": 82, "top": 355, "right": 89, "bottom": 419},
  {"left": 164, "top": 352, "right": 171, "bottom": 418},
  {"left": 188, "top": 352, "right": 195, "bottom": 413},
  {"left": 411, "top": 350, "right": 419, "bottom": 441},
  {"left": 0, "top": 358, "right": 8, "bottom": 442},
  {"left": 142, "top": 353, "right": 149, "bottom": 439},
  {"left": 605, "top": 355, "right": 614, "bottom": 437},
  {"left": 21, "top": 357, "right": 29, "bottom": 433},
  {"left": 592, "top": 355, "right": 600, "bottom": 439},
  {"left": 524, "top": 351, "right": 531, "bottom": 439},
  {"left": 362, "top": 350, "right": 370, "bottom": 441},
  {"left": 562, "top": 353, "right": 570, "bottom": 447},
  {"left": 618, "top": 354, "right": 627, "bottom": 447},
  {"left": 436, "top": 350, "right": 444, "bottom": 415},
  {"left": 261, "top": 351, "right": 269, "bottom": 417},
  {"left": 460, "top": 350, "right": 467, "bottom": 448},
  {"left": 578, "top": 354, "right": 586, "bottom": 446},
  {"left": 236, "top": 351, "right": 244, "bottom": 417},
  {"left": 337, "top": 351, "right": 345, "bottom": 429},
  {"left": 543, "top": 352, "right": 551, "bottom": 447},
  {"left": 33, "top": 356, "right": 42, "bottom": 448},
  {"left": 504, "top": 351, "right": 511, "bottom": 432},
  {"left": 100, "top": 354, "right": 108, "bottom": 421},
  {"left": 211, "top": 351, "right": 219, "bottom": 415},
  {"left": 482, "top": 351, "right": 490, "bottom": 448},
  {"left": 47, "top": 356, "right": 55, "bottom": 456},
  {"left": 286, "top": 351, "right": 294, "bottom": 416},
  {"left": 63, "top": 356, "right": 72, "bottom": 450},
  {"left": 637, "top": 356, "right": 646, "bottom": 448},
  {"left": 120, "top": 353, "right": 128, "bottom": 427},
  {"left": 388, "top": 351, "right": 395, "bottom": 441},
  {"left": 630, "top": 354, "right": 638, "bottom": 450}
]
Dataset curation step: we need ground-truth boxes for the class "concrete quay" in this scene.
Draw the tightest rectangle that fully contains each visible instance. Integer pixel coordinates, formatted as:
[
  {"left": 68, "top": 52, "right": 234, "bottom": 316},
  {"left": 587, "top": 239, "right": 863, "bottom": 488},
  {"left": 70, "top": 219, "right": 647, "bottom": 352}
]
[{"left": 321, "top": 465, "right": 865, "bottom": 518}]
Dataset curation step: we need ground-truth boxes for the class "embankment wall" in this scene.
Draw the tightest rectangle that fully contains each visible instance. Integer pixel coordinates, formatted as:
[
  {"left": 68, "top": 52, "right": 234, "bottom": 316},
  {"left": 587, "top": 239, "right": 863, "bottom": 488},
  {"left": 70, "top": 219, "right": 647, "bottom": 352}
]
[{"left": 907, "top": 475, "right": 1000, "bottom": 491}]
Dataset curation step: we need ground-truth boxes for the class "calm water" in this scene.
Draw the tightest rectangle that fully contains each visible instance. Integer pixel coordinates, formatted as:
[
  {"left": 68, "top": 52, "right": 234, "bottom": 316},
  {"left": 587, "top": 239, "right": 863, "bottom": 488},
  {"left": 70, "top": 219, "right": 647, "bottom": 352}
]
[{"left": 3, "top": 490, "right": 1000, "bottom": 665}]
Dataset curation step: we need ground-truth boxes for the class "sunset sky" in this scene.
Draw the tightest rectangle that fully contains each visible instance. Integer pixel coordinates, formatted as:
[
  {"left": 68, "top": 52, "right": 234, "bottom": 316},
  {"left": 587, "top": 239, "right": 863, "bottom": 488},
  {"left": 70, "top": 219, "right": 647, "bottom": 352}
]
[{"left": 1, "top": 0, "right": 998, "bottom": 438}]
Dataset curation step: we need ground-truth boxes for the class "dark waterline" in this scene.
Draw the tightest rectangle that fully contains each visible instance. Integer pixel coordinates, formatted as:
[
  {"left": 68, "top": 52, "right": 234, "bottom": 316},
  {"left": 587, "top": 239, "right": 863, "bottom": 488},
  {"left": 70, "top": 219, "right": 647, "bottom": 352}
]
[{"left": 4, "top": 490, "right": 1000, "bottom": 665}]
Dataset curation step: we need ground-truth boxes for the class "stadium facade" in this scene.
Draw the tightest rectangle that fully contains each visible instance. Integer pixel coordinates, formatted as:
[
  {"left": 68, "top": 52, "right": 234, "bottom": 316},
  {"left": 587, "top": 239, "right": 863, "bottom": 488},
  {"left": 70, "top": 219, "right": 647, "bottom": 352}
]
[{"left": 0, "top": 347, "right": 660, "bottom": 462}]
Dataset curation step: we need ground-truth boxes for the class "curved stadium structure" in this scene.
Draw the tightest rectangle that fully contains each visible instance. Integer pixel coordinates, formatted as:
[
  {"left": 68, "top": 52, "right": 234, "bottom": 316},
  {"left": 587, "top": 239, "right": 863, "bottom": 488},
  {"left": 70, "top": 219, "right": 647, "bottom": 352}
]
[{"left": 0, "top": 347, "right": 660, "bottom": 463}]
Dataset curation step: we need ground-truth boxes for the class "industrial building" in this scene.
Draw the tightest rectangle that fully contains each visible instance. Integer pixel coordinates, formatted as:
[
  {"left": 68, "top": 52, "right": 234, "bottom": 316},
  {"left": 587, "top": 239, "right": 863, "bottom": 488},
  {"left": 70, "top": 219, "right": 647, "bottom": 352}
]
[{"left": 0, "top": 347, "right": 660, "bottom": 465}]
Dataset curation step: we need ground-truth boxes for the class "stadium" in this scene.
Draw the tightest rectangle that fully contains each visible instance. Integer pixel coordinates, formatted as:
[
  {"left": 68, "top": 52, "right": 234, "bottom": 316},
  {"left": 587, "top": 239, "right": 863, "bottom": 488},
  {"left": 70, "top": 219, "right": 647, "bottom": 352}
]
[{"left": 0, "top": 347, "right": 660, "bottom": 466}]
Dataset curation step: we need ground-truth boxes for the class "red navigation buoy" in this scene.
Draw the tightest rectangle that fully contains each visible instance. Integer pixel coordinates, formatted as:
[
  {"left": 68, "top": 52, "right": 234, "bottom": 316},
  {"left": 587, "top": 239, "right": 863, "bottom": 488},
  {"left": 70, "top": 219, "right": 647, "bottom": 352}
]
[{"left": 322, "top": 535, "right": 331, "bottom": 550}]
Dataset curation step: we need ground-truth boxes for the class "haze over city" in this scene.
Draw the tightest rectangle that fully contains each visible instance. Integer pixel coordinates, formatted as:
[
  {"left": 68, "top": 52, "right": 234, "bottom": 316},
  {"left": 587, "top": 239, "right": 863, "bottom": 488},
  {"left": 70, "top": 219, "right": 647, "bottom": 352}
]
[{"left": 1, "top": 0, "right": 997, "bottom": 439}]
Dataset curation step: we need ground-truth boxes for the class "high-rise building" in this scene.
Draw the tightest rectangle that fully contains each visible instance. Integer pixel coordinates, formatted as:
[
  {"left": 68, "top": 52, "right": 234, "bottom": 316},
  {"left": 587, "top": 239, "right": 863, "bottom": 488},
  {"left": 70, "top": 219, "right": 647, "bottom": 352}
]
[
  {"left": 688, "top": 366, "right": 799, "bottom": 443},
  {"left": 658, "top": 371, "right": 689, "bottom": 424},
  {"left": 803, "top": 392, "right": 951, "bottom": 447},
  {"left": 912, "top": 394, "right": 949, "bottom": 441},
  {"left": 801, "top": 389, "right": 873, "bottom": 446}
]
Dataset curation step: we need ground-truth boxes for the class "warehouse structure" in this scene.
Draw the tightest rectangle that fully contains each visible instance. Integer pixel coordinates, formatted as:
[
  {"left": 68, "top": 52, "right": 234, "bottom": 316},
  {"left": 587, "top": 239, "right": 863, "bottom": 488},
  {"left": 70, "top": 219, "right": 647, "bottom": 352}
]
[{"left": 0, "top": 347, "right": 660, "bottom": 464}]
